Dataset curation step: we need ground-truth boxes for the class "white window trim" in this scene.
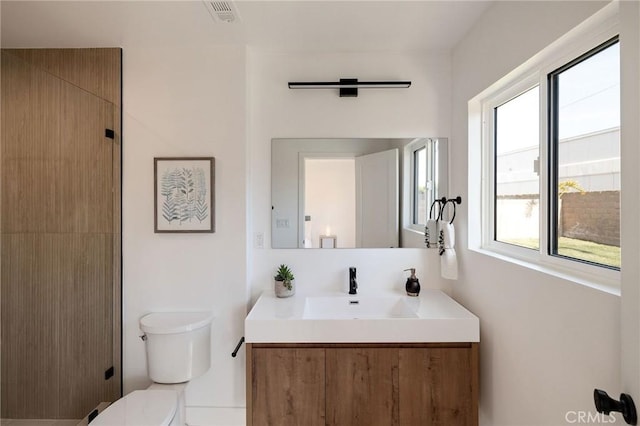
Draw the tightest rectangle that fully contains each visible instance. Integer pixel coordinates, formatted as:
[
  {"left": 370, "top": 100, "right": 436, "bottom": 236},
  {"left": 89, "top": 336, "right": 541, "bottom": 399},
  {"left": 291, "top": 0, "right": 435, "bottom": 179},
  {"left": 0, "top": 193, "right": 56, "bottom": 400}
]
[
  {"left": 405, "top": 137, "right": 430, "bottom": 233},
  {"left": 468, "top": 2, "right": 621, "bottom": 292}
]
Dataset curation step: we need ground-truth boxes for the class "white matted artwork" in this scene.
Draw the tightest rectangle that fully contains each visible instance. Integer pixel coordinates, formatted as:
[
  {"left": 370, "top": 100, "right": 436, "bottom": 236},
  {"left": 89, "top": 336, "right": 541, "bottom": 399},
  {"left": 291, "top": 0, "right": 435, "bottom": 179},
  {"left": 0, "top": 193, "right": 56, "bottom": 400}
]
[{"left": 154, "top": 157, "right": 215, "bottom": 233}]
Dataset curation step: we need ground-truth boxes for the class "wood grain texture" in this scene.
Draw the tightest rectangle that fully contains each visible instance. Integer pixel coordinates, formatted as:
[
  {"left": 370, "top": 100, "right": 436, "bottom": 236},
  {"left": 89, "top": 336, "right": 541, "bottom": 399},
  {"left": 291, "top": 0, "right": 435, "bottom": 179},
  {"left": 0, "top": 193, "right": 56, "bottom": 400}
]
[
  {"left": 1, "top": 50, "right": 62, "bottom": 233},
  {"left": 326, "top": 348, "right": 399, "bottom": 426},
  {"left": 246, "top": 343, "right": 254, "bottom": 426},
  {"left": 1, "top": 234, "right": 61, "bottom": 418},
  {"left": 1, "top": 48, "right": 121, "bottom": 419},
  {"left": 248, "top": 343, "right": 479, "bottom": 426},
  {"left": 58, "top": 234, "right": 113, "bottom": 418},
  {"left": 8, "top": 48, "right": 121, "bottom": 105},
  {"left": 399, "top": 346, "right": 477, "bottom": 426},
  {"left": 251, "top": 348, "right": 325, "bottom": 426},
  {"left": 59, "top": 80, "right": 113, "bottom": 233}
]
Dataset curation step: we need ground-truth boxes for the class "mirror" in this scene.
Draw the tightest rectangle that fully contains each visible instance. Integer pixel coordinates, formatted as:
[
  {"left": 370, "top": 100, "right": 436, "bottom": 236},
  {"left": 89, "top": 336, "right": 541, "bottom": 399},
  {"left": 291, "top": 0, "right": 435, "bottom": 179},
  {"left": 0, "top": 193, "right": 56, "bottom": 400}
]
[{"left": 271, "top": 138, "right": 448, "bottom": 249}]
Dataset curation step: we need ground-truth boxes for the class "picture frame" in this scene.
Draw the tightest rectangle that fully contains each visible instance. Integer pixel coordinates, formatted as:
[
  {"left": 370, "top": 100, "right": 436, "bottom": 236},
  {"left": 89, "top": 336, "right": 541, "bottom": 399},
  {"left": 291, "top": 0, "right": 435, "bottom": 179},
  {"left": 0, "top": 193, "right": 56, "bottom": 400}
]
[{"left": 154, "top": 157, "right": 215, "bottom": 233}]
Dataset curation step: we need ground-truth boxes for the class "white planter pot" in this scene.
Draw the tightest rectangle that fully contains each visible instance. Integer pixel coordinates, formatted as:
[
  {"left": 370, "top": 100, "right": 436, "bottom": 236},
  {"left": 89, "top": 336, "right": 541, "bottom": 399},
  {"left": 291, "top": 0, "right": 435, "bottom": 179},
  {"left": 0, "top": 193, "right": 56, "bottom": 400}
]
[{"left": 274, "top": 279, "right": 295, "bottom": 298}]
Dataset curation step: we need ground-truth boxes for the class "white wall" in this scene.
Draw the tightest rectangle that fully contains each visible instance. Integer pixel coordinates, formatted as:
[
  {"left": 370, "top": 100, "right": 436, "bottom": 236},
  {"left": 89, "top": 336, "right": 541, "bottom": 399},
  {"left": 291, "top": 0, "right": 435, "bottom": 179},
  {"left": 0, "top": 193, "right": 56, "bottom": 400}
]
[
  {"left": 451, "top": 2, "right": 623, "bottom": 425},
  {"left": 619, "top": 0, "right": 640, "bottom": 406},
  {"left": 249, "top": 50, "right": 453, "bottom": 302},
  {"left": 122, "top": 45, "right": 248, "bottom": 409}
]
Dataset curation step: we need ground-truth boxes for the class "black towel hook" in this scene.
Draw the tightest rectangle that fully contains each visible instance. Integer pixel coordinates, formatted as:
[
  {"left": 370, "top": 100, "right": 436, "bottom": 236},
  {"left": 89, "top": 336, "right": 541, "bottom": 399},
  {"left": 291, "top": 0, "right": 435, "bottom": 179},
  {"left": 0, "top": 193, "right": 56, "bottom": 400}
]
[
  {"left": 440, "top": 196, "right": 462, "bottom": 224},
  {"left": 440, "top": 199, "right": 456, "bottom": 224},
  {"left": 429, "top": 197, "right": 446, "bottom": 221}
]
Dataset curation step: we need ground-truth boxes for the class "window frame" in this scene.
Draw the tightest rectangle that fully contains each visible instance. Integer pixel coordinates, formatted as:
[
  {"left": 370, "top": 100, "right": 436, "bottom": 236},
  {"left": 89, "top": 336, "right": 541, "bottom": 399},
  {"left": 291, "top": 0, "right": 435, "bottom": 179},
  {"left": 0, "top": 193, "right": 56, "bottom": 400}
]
[
  {"left": 471, "top": 4, "right": 621, "bottom": 289},
  {"left": 483, "top": 73, "right": 543, "bottom": 258},
  {"left": 413, "top": 144, "right": 428, "bottom": 226},
  {"left": 407, "top": 138, "right": 431, "bottom": 232},
  {"left": 547, "top": 35, "right": 620, "bottom": 270}
]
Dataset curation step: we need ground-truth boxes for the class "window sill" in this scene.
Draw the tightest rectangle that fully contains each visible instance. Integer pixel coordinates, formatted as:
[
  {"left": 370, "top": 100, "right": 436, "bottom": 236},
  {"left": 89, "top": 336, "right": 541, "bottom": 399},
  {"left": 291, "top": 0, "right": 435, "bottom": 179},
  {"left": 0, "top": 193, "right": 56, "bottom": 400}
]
[{"left": 468, "top": 245, "right": 621, "bottom": 296}]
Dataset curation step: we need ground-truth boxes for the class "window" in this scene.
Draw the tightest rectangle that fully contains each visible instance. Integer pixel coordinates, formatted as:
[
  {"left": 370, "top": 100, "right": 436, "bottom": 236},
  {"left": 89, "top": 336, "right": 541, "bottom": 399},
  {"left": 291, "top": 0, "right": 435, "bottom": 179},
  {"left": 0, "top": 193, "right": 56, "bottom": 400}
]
[
  {"left": 406, "top": 137, "right": 448, "bottom": 235},
  {"left": 473, "top": 18, "right": 621, "bottom": 284},
  {"left": 494, "top": 86, "right": 540, "bottom": 250},
  {"left": 549, "top": 38, "right": 620, "bottom": 269},
  {"left": 413, "top": 144, "right": 430, "bottom": 226}
]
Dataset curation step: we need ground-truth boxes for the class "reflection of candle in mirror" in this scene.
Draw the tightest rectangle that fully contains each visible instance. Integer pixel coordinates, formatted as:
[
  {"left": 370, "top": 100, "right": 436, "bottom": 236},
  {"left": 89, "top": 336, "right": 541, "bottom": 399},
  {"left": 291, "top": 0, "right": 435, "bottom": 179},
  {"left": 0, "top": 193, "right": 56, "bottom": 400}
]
[{"left": 326, "top": 226, "right": 331, "bottom": 235}]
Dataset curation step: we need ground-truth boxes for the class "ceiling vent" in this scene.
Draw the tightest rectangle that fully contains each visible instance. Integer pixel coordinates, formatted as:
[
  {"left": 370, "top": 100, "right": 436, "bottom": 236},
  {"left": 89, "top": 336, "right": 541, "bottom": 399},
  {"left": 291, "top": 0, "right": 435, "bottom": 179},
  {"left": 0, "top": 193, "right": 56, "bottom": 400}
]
[{"left": 204, "top": 1, "right": 241, "bottom": 24}]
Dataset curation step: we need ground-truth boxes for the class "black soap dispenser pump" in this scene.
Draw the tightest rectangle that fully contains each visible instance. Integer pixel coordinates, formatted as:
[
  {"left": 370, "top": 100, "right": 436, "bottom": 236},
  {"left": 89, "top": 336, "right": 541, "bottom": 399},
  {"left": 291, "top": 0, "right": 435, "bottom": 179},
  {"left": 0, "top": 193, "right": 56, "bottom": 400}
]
[{"left": 404, "top": 268, "right": 421, "bottom": 297}]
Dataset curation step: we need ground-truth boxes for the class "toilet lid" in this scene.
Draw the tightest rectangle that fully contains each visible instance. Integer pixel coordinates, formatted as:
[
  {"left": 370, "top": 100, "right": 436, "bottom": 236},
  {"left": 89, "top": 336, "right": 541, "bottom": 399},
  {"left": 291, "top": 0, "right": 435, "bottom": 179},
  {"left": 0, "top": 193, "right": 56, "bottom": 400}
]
[
  {"left": 91, "top": 390, "right": 177, "bottom": 426},
  {"left": 140, "top": 311, "right": 213, "bottom": 334}
]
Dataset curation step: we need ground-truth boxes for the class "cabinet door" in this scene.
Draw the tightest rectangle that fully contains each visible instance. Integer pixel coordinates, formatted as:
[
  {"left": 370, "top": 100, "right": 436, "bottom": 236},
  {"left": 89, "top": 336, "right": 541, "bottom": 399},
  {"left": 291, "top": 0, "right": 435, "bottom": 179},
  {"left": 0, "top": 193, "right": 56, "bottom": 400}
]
[
  {"left": 399, "top": 345, "right": 478, "bottom": 426},
  {"left": 251, "top": 347, "right": 325, "bottom": 426},
  {"left": 326, "top": 348, "right": 399, "bottom": 426}
]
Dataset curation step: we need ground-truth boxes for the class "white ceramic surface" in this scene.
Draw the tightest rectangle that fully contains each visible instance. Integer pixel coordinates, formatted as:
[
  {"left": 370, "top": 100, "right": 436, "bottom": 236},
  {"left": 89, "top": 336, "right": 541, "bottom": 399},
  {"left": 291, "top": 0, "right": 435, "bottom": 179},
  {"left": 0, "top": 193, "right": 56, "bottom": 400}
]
[
  {"left": 141, "top": 312, "right": 213, "bottom": 383},
  {"left": 90, "top": 390, "right": 178, "bottom": 426},
  {"left": 245, "top": 289, "right": 479, "bottom": 343},
  {"left": 303, "top": 296, "right": 418, "bottom": 319}
]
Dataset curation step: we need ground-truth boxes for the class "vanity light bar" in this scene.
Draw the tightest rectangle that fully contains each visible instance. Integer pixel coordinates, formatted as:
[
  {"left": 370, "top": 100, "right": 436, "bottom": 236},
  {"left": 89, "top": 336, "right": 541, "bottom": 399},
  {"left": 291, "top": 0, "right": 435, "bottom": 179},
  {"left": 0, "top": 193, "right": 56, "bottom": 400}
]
[{"left": 288, "top": 78, "right": 412, "bottom": 97}]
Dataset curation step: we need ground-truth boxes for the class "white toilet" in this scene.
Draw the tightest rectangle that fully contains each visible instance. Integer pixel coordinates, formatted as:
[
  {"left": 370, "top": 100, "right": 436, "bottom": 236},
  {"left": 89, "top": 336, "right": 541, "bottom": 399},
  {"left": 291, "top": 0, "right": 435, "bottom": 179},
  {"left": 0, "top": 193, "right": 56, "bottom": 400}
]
[{"left": 92, "top": 312, "right": 213, "bottom": 426}]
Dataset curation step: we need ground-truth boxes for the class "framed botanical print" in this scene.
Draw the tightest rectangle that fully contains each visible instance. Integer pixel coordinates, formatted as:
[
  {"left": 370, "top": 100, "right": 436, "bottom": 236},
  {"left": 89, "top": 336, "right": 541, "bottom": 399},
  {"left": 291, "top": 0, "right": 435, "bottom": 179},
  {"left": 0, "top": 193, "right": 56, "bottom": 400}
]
[{"left": 154, "top": 157, "right": 215, "bottom": 233}]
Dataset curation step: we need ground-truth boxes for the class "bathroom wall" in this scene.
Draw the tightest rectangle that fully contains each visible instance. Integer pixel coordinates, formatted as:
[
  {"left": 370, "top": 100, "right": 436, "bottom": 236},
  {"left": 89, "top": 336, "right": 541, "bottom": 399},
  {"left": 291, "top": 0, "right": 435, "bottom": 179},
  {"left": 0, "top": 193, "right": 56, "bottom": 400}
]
[
  {"left": 248, "top": 50, "right": 453, "bottom": 303},
  {"left": 122, "top": 45, "right": 248, "bottom": 410},
  {"left": 450, "top": 1, "right": 623, "bottom": 425}
]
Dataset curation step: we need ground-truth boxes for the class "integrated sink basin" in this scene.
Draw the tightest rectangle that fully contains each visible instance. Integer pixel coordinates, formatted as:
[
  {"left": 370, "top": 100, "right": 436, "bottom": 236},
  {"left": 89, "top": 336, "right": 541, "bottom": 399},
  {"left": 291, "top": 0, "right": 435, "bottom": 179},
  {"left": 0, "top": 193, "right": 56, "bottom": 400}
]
[
  {"left": 303, "top": 296, "right": 418, "bottom": 319},
  {"left": 245, "top": 289, "right": 479, "bottom": 343}
]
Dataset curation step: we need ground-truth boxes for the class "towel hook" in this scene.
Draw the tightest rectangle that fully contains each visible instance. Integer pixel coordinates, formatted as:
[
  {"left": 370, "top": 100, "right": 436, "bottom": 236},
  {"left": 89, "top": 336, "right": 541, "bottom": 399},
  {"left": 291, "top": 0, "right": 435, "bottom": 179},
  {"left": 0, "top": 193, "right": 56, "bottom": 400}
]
[
  {"left": 439, "top": 196, "right": 462, "bottom": 224},
  {"left": 440, "top": 199, "right": 457, "bottom": 224},
  {"left": 429, "top": 197, "right": 446, "bottom": 221}
]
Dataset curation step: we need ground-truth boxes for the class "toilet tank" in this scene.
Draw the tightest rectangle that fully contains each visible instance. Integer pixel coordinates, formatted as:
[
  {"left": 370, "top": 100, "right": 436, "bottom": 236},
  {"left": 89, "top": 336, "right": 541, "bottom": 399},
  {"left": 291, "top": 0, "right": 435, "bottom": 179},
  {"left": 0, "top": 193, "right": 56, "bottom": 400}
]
[{"left": 140, "top": 312, "right": 213, "bottom": 383}]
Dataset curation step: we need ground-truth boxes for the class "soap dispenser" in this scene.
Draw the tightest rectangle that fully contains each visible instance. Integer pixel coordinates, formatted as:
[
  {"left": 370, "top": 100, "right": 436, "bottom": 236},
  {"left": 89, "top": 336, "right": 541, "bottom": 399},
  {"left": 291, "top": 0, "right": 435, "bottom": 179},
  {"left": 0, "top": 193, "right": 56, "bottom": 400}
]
[{"left": 404, "top": 268, "right": 421, "bottom": 297}]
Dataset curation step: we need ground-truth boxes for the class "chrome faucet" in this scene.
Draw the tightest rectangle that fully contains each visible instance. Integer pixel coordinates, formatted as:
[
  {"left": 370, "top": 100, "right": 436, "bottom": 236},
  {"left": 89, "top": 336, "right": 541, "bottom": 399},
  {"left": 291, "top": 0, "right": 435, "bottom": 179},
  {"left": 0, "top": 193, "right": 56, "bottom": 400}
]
[{"left": 349, "top": 267, "right": 357, "bottom": 295}]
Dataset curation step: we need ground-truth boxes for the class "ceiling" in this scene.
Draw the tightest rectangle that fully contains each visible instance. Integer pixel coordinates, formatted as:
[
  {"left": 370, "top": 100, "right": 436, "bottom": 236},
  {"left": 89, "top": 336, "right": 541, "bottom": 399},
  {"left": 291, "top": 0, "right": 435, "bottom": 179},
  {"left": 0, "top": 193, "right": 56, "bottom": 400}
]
[{"left": 1, "top": 1, "right": 492, "bottom": 52}]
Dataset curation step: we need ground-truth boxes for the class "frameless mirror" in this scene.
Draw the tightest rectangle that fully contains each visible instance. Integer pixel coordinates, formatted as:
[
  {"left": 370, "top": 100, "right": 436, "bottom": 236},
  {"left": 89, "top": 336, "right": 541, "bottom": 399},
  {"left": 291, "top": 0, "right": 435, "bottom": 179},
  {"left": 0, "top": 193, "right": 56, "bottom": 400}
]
[{"left": 271, "top": 138, "right": 448, "bottom": 249}]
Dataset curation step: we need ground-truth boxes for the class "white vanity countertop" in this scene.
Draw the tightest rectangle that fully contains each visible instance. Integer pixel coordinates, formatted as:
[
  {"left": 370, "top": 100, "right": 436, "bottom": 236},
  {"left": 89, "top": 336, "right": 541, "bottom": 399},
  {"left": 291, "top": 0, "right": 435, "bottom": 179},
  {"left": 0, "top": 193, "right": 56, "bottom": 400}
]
[{"left": 245, "top": 289, "right": 479, "bottom": 343}]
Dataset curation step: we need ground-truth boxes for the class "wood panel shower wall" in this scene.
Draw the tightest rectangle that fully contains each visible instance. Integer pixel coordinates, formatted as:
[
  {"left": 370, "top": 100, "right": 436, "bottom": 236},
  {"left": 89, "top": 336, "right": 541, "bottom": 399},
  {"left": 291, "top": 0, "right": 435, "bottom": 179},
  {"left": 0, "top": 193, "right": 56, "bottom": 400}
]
[{"left": 1, "top": 49, "right": 121, "bottom": 419}]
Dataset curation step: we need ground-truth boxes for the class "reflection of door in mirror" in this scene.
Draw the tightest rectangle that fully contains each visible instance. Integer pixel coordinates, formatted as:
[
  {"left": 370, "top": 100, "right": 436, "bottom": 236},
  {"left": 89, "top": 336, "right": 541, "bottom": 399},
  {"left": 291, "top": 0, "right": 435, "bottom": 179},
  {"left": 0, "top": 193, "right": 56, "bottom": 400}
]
[
  {"left": 302, "top": 152, "right": 399, "bottom": 248},
  {"left": 355, "top": 149, "right": 399, "bottom": 248},
  {"left": 304, "top": 157, "right": 356, "bottom": 248}
]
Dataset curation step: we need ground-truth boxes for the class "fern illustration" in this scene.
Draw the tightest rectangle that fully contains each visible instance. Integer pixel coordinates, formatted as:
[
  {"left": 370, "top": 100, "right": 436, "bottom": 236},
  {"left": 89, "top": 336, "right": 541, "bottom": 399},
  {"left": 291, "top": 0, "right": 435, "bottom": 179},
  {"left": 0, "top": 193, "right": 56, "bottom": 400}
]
[
  {"left": 162, "top": 198, "right": 179, "bottom": 223},
  {"left": 194, "top": 168, "right": 207, "bottom": 201},
  {"left": 160, "top": 165, "right": 209, "bottom": 226},
  {"left": 195, "top": 199, "right": 208, "bottom": 222},
  {"left": 161, "top": 170, "right": 177, "bottom": 198}
]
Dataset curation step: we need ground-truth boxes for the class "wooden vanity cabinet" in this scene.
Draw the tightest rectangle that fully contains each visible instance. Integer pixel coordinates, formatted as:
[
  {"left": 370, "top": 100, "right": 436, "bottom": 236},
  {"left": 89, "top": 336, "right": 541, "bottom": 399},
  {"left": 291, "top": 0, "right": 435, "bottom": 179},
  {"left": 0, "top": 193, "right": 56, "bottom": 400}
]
[
  {"left": 247, "top": 343, "right": 478, "bottom": 426},
  {"left": 326, "top": 347, "right": 398, "bottom": 426},
  {"left": 248, "top": 346, "right": 326, "bottom": 426}
]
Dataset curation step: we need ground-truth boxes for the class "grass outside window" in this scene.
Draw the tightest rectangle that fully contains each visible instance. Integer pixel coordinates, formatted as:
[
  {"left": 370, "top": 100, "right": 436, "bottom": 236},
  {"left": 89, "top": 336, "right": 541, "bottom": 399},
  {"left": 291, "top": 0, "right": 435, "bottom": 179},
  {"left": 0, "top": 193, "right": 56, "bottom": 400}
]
[{"left": 504, "top": 237, "right": 620, "bottom": 268}]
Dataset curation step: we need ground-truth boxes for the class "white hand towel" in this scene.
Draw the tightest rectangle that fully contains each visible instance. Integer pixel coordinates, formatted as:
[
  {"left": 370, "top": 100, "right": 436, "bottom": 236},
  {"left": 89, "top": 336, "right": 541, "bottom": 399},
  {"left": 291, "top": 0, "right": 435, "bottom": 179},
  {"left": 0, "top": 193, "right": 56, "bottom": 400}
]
[
  {"left": 440, "top": 222, "right": 458, "bottom": 280},
  {"left": 425, "top": 219, "right": 438, "bottom": 248}
]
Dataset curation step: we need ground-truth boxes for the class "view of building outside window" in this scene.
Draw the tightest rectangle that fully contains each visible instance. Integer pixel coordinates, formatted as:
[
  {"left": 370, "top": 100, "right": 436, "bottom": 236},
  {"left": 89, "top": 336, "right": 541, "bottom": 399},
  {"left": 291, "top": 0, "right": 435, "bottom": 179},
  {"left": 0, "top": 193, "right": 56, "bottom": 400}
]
[
  {"left": 494, "top": 40, "right": 620, "bottom": 268},
  {"left": 553, "top": 41, "right": 620, "bottom": 267}
]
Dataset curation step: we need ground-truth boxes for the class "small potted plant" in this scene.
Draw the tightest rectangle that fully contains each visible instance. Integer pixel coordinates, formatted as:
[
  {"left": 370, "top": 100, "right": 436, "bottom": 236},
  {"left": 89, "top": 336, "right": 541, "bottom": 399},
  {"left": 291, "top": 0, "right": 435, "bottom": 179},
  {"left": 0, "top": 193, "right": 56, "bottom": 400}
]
[{"left": 274, "top": 264, "right": 295, "bottom": 298}]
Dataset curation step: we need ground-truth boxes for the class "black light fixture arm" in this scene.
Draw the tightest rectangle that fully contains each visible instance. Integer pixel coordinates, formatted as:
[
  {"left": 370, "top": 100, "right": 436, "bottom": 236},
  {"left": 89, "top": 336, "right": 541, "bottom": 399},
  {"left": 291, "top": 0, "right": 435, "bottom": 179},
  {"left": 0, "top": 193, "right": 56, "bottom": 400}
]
[{"left": 288, "top": 78, "right": 411, "bottom": 97}]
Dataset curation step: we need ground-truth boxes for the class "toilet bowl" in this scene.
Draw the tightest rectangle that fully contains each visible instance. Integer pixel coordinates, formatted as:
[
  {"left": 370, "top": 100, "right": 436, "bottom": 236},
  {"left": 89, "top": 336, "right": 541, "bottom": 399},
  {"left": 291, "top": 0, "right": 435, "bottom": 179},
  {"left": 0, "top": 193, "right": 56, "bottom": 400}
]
[{"left": 92, "top": 312, "right": 213, "bottom": 426}]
